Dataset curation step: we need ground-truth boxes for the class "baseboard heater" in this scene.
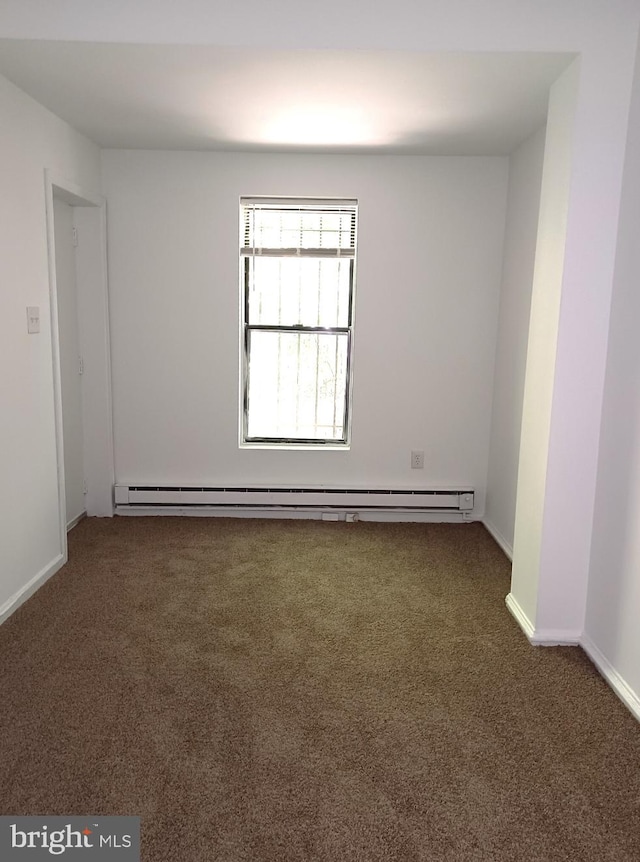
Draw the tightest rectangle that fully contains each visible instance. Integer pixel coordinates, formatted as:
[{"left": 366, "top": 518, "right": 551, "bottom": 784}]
[{"left": 114, "top": 485, "right": 474, "bottom": 512}]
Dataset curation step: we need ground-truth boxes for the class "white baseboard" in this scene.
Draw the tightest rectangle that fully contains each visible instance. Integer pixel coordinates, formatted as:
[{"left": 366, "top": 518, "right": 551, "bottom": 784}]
[
  {"left": 483, "top": 518, "right": 513, "bottom": 560},
  {"left": 505, "top": 593, "right": 581, "bottom": 645},
  {"left": 67, "top": 511, "right": 86, "bottom": 531},
  {"left": 505, "top": 592, "right": 535, "bottom": 638},
  {"left": 0, "top": 553, "right": 65, "bottom": 626},
  {"left": 114, "top": 506, "right": 471, "bottom": 523},
  {"left": 581, "top": 635, "right": 640, "bottom": 723},
  {"left": 529, "top": 628, "right": 582, "bottom": 646}
]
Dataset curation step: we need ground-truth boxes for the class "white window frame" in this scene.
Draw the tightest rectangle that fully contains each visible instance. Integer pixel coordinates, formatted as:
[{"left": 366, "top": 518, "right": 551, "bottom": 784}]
[{"left": 239, "top": 196, "right": 357, "bottom": 448}]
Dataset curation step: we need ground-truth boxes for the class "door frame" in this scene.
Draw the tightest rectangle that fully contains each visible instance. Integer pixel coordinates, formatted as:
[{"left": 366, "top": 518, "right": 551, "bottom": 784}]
[{"left": 44, "top": 169, "right": 114, "bottom": 562}]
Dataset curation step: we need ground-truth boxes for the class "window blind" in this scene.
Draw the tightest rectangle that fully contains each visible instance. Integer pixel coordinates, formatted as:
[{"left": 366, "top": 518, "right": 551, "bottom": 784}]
[{"left": 241, "top": 197, "right": 357, "bottom": 258}]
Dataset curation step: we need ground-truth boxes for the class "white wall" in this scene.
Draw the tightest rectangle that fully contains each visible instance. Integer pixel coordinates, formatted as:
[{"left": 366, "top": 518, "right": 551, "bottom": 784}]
[
  {"left": 0, "top": 74, "right": 101, "bottom": 617},
  {"left": 485, "top": 126, "right": 546, "bottom": 557},
  {"left": 584, "top": 29, "right": 640, "bottom": 714},
  {"left": 102, "top": 151, "right": 508, "bottom": 510}
]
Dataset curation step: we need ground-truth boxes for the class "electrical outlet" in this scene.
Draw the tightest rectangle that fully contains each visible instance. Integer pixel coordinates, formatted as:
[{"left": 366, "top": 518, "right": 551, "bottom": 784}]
[{"left": 411, "top": 450, "right": 425, "bottom": 470}]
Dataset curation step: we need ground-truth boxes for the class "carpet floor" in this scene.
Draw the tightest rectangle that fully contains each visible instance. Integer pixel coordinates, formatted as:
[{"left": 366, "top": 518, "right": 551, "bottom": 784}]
[{"left": 0, "top": 517, "right": 639, "bottom": 861}]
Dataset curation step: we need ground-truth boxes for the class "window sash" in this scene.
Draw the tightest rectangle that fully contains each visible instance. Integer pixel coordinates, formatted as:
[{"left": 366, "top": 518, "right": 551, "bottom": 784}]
[
  {"left": 244, "top": 256, "right": 353, "bottom": 329},
  {"left": 243, "top": 327, "right": 352, "bottom": 444}
]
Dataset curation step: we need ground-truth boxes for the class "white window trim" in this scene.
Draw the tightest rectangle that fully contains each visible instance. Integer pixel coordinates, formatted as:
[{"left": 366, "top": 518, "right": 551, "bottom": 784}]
[{"left": 239, "top": 196, "right": 358, "bottom": 448}]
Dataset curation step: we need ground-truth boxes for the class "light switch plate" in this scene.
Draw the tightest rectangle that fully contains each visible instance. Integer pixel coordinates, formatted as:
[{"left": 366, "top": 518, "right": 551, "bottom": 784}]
[{"left": 26, "top": 306, "right": 40, "bottom": 334}]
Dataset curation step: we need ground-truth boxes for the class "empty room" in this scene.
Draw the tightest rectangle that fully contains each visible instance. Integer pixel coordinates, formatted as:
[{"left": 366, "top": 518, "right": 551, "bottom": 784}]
[{"left": 1, "top": 1, "right": 640, "bottom": 859}]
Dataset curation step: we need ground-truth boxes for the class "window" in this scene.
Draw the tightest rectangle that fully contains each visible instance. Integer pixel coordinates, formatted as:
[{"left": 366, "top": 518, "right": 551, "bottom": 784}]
[{"left": 240, "top": 197, "right": 357, "bottom": 445}]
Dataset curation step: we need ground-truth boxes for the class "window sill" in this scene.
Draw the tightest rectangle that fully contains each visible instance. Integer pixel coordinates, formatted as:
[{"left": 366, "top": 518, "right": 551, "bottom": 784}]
[{"left": 239, "top": 442, "right": 350, "bottom": 452}]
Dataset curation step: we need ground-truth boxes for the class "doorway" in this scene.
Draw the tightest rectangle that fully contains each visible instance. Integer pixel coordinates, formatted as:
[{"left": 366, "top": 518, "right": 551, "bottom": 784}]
[
  {"left": 53, "top": 195, "right": 85, "bottom": 529},
  {"left": 45, "top": 172, "right": 114, "bottom": 563}
]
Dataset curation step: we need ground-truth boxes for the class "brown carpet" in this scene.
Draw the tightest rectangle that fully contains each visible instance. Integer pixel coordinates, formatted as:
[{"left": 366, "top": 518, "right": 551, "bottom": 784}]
[{"left": 0, "top": 517, "right": 639, "bottom": 861}]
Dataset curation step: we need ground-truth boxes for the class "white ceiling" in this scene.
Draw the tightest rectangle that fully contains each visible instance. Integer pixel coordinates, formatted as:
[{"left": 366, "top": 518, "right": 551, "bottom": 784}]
[{"left": 0, "top": 40, "right": 572, "bottom": 154}]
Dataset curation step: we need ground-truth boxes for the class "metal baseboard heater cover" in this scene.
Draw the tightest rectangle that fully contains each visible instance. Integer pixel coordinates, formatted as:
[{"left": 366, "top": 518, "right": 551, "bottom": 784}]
[{"left": 114, "top": 485, "right": 474, "bottom": 511}]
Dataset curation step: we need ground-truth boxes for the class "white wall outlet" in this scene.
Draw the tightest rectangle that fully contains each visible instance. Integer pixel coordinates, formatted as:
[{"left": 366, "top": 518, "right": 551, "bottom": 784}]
[
  {"left": 26, "top": 306, "right": 40, "bottom": 334},
  {"left": 411, "top": 449, "right": 425, "bottom": 469}
]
